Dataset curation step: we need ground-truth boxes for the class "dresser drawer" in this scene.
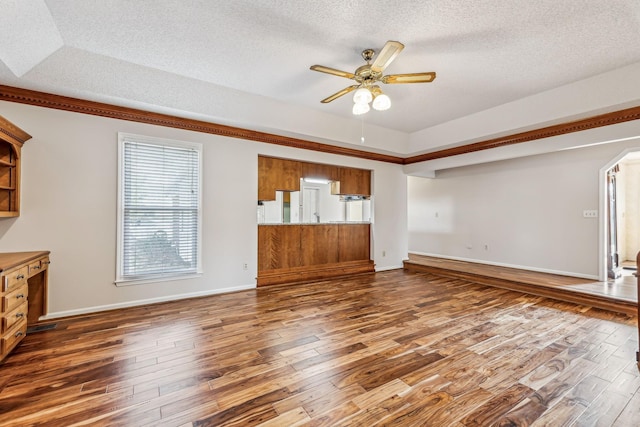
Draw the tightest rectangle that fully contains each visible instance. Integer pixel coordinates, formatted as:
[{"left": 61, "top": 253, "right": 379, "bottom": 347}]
[
  {"left": 2, "top": 283, "right": 27, "bottom": 313},
  {"left": 3, "top": 301, "right": 27, "bottom": 332},
  {"left": 2, "top": 266, "right": 28, "bottom": 292},
  {"left": 2, "top": 320, "right": 27, "bottom": 356},
  {"left": 28, "top": 258, "right": 46, "bottom": 277}
]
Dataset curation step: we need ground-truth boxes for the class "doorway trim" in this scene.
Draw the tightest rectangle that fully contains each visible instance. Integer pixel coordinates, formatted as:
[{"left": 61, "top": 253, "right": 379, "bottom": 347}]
[{"left": 599, "top": 146, "right": 640, "bottom": 281}]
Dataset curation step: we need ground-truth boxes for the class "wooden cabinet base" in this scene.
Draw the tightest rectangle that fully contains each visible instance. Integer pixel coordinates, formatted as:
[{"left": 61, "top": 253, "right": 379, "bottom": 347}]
[
  {"left": 0, "top": 251, "right": 50, "bottom": 363},
  {"left": 257, "top": 260, "right": 375, "bottom": 286},
  {"left": 258, "top": 223, "right": 373, "bottom": 287}
]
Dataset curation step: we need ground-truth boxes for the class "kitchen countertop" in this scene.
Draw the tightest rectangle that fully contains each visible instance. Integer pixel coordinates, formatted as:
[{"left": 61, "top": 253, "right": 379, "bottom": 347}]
[{"left": 258, "top": 222, "right": 371, "bottom": 225}]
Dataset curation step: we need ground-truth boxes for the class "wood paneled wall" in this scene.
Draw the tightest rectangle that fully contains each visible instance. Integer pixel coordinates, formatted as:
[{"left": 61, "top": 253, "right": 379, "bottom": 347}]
[{"left": 257, "top": 224, "right": 374, "bottom": 286}]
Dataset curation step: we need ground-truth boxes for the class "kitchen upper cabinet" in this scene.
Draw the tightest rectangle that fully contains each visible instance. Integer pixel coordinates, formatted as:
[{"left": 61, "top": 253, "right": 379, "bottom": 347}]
[
  {"left": 258, "top": 156, "right": 371, "bottom": 200},
  {"left": 331, "top": 167, "right": 371, "bottom": 196},
  {"left": 258, "top": 156, "right": 301, "bottom": 201},
  {"left": 301, "top": 161, "right": 340, "bottom": 182}
]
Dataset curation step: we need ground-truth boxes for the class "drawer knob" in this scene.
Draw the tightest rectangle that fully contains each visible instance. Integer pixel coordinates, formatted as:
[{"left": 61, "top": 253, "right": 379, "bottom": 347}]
[
  {"left": 15, "top": 331, "right": 23, "bottom": 338},
  {"left": 32, "top": 265, "right": 40, "bottom": 270},
  {"left": 16, "top": 312, "right": 24, "bottom": 318},
  {"left": 16, "top": 274, "right": 25, "bottom": 280},
  {"left": 16, "top": 294, "right": 24, "bottom": 299}
]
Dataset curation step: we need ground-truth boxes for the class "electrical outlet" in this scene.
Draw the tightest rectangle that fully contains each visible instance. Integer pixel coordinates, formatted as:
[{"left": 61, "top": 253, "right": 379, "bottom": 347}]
[
  {"left": 583, "top": 210, "right": 598, "bottom": 218},
  {"left": 382, "top": 250, "right": 386, "bottom": 257},
  {"left": 242, "top": 263, "right": 248, "bottom": 270}
]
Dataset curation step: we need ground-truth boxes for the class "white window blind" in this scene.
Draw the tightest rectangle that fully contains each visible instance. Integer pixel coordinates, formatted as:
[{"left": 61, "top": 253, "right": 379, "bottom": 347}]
[{"left": 117, "top": 134, "right": 202, "bottom": 283}]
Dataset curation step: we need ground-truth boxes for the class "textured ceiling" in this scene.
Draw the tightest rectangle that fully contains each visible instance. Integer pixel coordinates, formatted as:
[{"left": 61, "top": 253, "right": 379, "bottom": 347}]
[{"left": 1, "top": 0, "right": 639, "bottom": 160}]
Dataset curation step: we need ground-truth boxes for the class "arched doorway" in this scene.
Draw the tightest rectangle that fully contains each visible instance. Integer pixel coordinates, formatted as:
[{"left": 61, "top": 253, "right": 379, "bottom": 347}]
[{"left": 601, "top": 149, "right": 640, "bottom": 281}]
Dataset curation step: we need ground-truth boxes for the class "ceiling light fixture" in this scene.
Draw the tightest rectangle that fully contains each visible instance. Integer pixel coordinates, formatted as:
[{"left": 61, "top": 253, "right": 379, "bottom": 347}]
[
  {"left": 352, "top": 85, "right": 391, "bottom": 115},
  {"left": 303, "top": 177, "right": 330, "bottom": 184},
  {"left": 352, "top": 102, "right": 370, "bottom": 115},
  {"left": 371, "top": 85, "right": 391, "bottom": 111},
  {"left": 353, "top": 87, "right": 373, "bottom": 105},
  {"left": 372, "top": 93, "right": 391, "bottom": 111}
]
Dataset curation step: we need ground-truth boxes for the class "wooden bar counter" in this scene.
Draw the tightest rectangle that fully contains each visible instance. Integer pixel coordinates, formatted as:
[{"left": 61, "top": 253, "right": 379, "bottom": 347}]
[
  {"left": 0, "top": 251, "right": 50, "bottom": 362},
  {"left": 258, "top": 223, "right": 373, "bottom": 286}
]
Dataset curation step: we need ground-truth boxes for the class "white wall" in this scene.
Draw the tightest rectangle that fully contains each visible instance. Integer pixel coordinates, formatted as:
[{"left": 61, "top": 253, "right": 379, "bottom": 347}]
[
  {"left": 262, "top": 192, "right": 284, "bottom": 223},
  {"left": 371, "top": 165, "right": 407, "bottom": 270},
  {"left": 408, "top": 137, "right": 640, "bottom": 279},
  {"left": 0, "top": 101, "right": 408, "bottom": 317}
]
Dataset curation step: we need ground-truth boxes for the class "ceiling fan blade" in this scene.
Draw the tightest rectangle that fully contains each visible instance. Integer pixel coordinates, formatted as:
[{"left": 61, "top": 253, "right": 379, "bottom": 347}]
[
  {"left": 310, "top": 65, "right": 355, "bottom": 79},
  {"left": 382, "top": 72, "right": 437, "bottom": 84},
  {"left": 321, "top": 85, "right": 359, "bottom": 103},
  {"left": 370, "top": 41, "right": 404, "bottom": 73}
]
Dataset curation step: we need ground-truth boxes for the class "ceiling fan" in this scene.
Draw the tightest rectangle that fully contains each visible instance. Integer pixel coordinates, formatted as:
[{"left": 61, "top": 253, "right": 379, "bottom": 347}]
[{"left": 310, "top": 40, "right": 436, "bottom": 114}]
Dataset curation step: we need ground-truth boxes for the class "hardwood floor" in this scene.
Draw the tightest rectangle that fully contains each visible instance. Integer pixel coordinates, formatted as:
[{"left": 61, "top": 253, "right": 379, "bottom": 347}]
[
  {"left": 404, "top": 254, "right": 638, "bottom": 316},
  {"left": 0, "top": 270, "right": 638, "bottom": 426}
]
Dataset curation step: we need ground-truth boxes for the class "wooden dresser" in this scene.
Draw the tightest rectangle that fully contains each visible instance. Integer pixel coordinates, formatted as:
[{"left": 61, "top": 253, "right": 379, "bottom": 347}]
[{"left": 0, "top": 251, "right": 50, "bottom": 363}]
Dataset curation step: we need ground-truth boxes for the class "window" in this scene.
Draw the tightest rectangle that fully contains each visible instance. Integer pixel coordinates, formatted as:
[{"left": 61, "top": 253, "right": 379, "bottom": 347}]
[{"left": 117, "top": 133, "right": 202, "bottom": 284}]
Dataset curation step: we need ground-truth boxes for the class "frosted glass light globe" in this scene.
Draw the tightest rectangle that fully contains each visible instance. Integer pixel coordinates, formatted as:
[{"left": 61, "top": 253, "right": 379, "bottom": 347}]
[
  {"left": 353, "top": 87, "right": 373, "bottom": 105},
  {"left": 372, "top": 93, "right": 391, "bottom": 111},
  {"left": 352, "top": 102, "right": 370, "bottom": 115}
]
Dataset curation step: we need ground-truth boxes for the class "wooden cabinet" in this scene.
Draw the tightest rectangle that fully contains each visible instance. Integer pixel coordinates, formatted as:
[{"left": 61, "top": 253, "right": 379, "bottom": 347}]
[
  {"left": 0, "top": 115, "right": 31, "bottom": 217},
  {"left": 258, "top": 156, "right": 301, "bottom": 200},
  {"left": 301, "top": 225, "right": 340, "bottom": 266},
  {"left": 301, "top": 161, "right": 340, "bottom": 182},
  {"left": 259, "top": 156, "right": 371, "bottom": 199},
  {"left": 257, "top": 224, "right": 373, "bottom": 286},
  {"left": 258, "top": 224, "right": 302, "bottom": 270},
  {"left": 331, "top": 167, "right": 371, "bottom": 196},
  {"left": 338, "top": 223, "right": 371, "bottom": 261},
  {"left": 0, "top": 251, "right": 50, "bottom": 363}
]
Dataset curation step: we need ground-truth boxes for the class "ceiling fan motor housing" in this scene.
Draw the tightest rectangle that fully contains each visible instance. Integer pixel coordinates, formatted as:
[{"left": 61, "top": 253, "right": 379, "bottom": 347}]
[
  {"left": 361, "top": 48, "right": 375, "bottom": 62},
  {"left": 354, "top": 64, "right": 381, "bottom": 85}
]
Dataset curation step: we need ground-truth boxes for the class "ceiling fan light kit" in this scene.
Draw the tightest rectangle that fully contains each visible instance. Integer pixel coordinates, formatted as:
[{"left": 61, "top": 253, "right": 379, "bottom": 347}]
[
  {"left": 353, "top": 84, "right": 390, "bottom": 112},
  {"left": 372, "top": 92, "right": 391, "bottom": 111},
  {"left": 311, "top": 40, "right": 436, "bottom": 115},
  {"left": 352, "top": 102, "right": 370, "bottom": 115},
  {"left": 353, "top": 87, "right": 373, "bottom": 105}
]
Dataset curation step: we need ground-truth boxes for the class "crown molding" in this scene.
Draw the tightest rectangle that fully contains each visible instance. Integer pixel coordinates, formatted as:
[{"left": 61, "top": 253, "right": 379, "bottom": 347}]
[
  {"left": 0, "top": 113, "right": 32, "bottom": 147},
  {"left": 403, "top": 105, "right": 640, "bottom": 164},
  {"left": 0, "top": 85, "right": 404, "bottom": 164},
  {"left": 1, "top": 85, "right": 639, "bottom": 165}
]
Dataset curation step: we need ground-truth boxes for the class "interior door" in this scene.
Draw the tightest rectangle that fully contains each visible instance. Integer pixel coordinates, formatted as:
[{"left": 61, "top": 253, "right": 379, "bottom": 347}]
[
  {"left": 302, "top": 187, "right": 319, "bottom": 223},
  {"left": 607, "top": 165, "right": 621, "bottom": 279}
]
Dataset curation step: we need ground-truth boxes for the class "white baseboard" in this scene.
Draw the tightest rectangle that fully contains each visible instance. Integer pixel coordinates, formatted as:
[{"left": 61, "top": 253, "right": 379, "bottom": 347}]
[
  {"left": 408, "top": 251, "right": 599, "bottom": 280},
  {"left": 40, "top": 284, "right": 256, "bottom": 321}
]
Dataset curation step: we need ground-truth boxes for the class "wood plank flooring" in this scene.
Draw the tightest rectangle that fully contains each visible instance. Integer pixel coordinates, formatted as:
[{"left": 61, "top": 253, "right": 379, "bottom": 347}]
[
  {"left": 0, "top": 270, "right": 638, "bottom": 426},
  {"left": 404, "top": 254, "right": 638, "bottom": 316}
]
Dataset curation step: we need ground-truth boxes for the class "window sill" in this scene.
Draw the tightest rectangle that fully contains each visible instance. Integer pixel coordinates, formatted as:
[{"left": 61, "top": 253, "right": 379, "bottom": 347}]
[{"left": 114, "top": 272, "right": 203, "bottom": 287}]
